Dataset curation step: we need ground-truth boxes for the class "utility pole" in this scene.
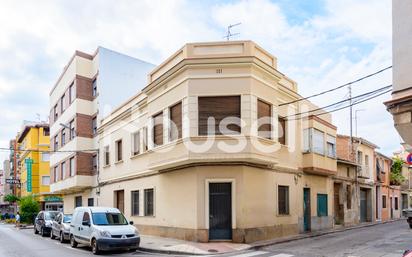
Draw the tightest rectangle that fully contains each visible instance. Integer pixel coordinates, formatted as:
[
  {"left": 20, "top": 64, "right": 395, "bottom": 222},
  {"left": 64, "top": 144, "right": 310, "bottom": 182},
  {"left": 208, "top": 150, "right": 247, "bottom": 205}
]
[{"left": 349, "top": 84, "right": 353, "bottom": 143}]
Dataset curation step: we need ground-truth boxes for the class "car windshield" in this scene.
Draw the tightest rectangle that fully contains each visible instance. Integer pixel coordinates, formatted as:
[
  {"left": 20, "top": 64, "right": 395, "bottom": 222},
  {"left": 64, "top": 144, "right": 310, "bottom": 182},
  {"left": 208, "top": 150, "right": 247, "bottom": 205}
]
[
  {"left": 63, "top": 215, "right": 72, "bottom": 223},
  {"left": 44, "top": 212, "right": 58, "bottom": 220},
  {"left": 92, "top": 212, "right": 128, "bottom": 226}
]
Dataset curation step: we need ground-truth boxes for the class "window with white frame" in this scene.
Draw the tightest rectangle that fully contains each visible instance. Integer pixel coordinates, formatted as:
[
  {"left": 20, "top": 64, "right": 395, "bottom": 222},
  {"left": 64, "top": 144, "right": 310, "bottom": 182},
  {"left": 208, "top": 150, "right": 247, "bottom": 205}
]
[
  {"left": 41, "top": 153, "right": 50, "bottom": 162},
  {"left": 115, "top": 140, "right": 123, "bottom": 162},
  {"left": 131, "top": 190, "right": 140, "bottom": 216},
  {"left": 144, "top": 188, "right": 154, "bottom": 216},
  {"left": 313, "top": 129, "right": 325, "bottom": 155},
  {"left": 69, "top": 157, "right": 75, "bottom": 176},
  {"left": 326, "top": 135, "right": 336, "bottom": 158},
  {"left": 303, "top": 129, "right": 310, "bottom": 152},
  {"left": 42, "top": 176, "right": 50, "bottom": 185},
  {"left": 104, "top": 146, "right": 110, "bottom": 166},
  {"left": 132, "top": 132, "right": 140, "bottom": 156}
]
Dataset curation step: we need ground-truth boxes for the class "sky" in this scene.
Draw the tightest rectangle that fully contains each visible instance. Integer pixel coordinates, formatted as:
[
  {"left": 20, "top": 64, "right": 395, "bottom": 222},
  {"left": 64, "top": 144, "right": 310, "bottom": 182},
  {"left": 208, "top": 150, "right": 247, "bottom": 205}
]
[{"left": 0, "top": 0, "right": 398, "bottom": 165}]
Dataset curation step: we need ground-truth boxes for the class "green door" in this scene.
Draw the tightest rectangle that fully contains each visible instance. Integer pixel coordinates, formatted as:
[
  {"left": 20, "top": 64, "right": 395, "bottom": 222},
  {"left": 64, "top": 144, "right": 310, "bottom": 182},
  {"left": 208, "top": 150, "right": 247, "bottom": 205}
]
[
  {"left": 317, "top": 194, "right": 328, "bottom": 217},
  {"left": 303, "top": 188, "right": 311, "bottom": 231}
]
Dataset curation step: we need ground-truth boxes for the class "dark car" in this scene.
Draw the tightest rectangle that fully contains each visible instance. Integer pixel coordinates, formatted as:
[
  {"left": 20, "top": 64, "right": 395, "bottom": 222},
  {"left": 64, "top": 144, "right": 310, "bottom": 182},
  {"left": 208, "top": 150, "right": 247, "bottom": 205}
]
[
  {"left": 34, "top": 211, "right": 59, "bottom": 237},
  {"left": 50, "top": 212, "right": 72, "bottom": 243}
]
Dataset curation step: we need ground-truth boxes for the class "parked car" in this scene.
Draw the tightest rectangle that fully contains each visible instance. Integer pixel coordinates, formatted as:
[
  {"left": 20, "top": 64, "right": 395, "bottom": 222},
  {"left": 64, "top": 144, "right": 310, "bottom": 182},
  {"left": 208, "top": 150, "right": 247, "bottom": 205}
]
[
  {"left": 69, "top": 207, "right": 140, "bottom": 255},
  {"left": 403, "top": 250, "right": 412, "bottom": 257},
  {"left": 34, "top": 211, "right": 59, "bottom": 237},
  {"left": 50, "top": 212, "right": 72, "bottom": 243},
  {"left": 402, "top": 209, "right": 412, "bottom": 228}
]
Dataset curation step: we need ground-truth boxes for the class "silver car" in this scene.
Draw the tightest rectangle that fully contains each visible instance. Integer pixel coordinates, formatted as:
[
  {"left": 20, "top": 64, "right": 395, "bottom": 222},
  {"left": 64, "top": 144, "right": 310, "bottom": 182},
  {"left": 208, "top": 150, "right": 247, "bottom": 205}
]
[{"left": 51, "top": 212, "right": 72, "bottom": 243}]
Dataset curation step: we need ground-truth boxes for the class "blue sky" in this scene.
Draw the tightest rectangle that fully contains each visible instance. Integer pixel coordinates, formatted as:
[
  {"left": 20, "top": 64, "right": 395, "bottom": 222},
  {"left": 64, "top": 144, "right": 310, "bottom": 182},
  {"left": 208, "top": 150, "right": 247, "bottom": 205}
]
[{"left": 0, "top": 0, "right": 396, "bottom": 164}]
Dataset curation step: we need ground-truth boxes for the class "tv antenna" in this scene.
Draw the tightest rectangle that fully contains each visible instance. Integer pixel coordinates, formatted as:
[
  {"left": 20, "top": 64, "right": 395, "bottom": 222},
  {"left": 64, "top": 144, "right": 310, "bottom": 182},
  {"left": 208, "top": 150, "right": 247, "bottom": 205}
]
[{"left": 224, "top": 23, "right": 241, "bottom": 41}]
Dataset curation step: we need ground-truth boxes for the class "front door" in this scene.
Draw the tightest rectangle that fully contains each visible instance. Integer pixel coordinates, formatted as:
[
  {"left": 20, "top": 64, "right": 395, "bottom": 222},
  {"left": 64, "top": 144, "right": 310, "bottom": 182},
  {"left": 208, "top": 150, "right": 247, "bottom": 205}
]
[
  {"left": 303, "top": 188, "right": 311, "bottom": 232},
  {"left": 390, "top": 197, "right": 393, "bottom": 219},
  {"left": 116, "top": 190, "right": 125, "bottom": 213},
  {"left": 360, "top": 189, "right": 367, "bottom": 222},
  {"left": 209, "top": 183, "right": 232, "bottom": 240},
  {"left": 334, "top": 183, "right": 343, "bottom": 225}
]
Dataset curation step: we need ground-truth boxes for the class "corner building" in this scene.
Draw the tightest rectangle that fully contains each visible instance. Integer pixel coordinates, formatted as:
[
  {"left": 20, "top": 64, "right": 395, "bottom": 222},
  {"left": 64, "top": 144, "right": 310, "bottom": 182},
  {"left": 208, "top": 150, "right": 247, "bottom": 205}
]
[{"left": 96, "top": 41, "right": 338, "bottom": 243}]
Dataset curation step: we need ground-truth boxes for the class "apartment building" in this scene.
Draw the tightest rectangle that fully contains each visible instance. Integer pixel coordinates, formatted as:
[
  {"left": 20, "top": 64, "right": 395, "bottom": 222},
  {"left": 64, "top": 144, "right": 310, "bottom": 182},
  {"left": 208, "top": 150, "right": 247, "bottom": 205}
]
[
  {"left": 384, "top": 0, "right": 412, "bottom": 146},
  {"left": 0, "top": 160, "right": 13, "bottom": 213},
  {"left": 393, "top": 147, "right": 412, "bottom": 210},
  {"left": 49, "top": 47, "right": 154, "bottom": 211},
  {"left": 375, "top": 152, "right": 394, "bottom": 221},
  {"left": 93, "top": 41, "right": 338, "bottom": 243}
]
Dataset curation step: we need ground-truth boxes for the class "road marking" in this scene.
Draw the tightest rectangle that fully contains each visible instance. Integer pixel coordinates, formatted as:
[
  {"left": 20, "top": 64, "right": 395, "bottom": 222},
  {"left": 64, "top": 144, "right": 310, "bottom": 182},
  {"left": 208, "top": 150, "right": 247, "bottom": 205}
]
[
  {"left": 233, "top": 251, "right": 269, "bottom": 257},
  {"left": 270, "top": 254, "right": 294, "bottom": 257}
]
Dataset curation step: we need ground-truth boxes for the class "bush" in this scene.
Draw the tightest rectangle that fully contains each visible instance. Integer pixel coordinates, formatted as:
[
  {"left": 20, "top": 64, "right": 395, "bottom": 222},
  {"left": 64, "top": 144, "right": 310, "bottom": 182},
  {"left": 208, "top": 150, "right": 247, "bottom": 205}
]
[
  {"left": 18, "top": 196, "right": 40, "bottom": 224},
  {"left": 390, "top": 158, "right": 406, "bottom": 186},
  {"left": 4, "top": 194, "right": 19, "bottom": 203}
]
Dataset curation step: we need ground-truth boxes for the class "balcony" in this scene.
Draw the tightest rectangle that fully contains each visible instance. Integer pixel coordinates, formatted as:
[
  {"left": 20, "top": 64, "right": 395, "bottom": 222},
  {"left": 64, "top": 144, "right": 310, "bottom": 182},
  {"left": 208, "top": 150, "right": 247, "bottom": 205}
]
[
  {"left": 50, "top": 175, "right": 95, "bottom": 194},
  {"left": 302, "top": 153, "right": 337, "bottom": 176},
  {"left": 357, "top": 165, "right": 370, "bottom": 179}
]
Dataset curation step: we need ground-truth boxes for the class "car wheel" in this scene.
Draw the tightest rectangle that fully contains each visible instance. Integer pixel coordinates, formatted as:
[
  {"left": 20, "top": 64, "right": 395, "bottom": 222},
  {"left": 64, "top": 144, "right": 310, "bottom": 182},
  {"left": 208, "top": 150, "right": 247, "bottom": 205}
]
[
  {"left": 59, "top": 232, "right": 65, "bottom": 243},
  {"left": 50, "top": 230, "right": 55, "bottom": 239},
  {"left": 34, "top": 226, "right": 38, "bottom": 235},
  {"left": 409, "top": 223, "right": 412, "bottom": 229},
  {"left": 40, "top": 227, "right": 46, "bottom": 237},
  {"left": 91, "top": 238, "right": 100, "bottom": 255},
  {"left": 70, "top": 235, "right": 78, "bottom": 248}
]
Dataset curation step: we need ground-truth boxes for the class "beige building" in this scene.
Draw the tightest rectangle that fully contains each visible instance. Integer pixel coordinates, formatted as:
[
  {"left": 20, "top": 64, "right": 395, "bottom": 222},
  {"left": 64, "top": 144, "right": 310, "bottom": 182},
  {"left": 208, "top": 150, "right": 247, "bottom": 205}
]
[
  {"left": 93, "top": 41, "right": 338, "bottom": 243},
  {"left": 385, "top": 0, "right": 412, "bottom": 146}
]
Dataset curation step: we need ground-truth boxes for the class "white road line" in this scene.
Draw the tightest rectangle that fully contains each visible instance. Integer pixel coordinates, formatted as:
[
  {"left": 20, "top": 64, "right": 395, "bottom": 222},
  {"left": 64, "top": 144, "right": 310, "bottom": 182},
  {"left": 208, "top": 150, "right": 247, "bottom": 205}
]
[
  {"left": 233, "top": 251, "right": 269, "bottom": 257},
  {"left": 269, "top": 254, "right": 294, "bottom": 257}
]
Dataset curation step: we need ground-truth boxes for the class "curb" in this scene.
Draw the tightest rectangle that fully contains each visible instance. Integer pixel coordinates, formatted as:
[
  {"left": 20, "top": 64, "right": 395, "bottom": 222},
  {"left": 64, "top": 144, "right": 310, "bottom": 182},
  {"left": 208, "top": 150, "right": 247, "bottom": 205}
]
[{"left": 138, "top": 246, "right": 207, "bottom": 256}]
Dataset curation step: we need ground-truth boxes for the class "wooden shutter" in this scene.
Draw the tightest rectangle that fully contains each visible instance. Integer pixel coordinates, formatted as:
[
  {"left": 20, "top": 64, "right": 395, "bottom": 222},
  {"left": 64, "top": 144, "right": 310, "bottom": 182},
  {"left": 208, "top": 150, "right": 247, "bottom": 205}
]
[
  {"left": 258, "top": 99, "right": 272, "bottom": 139},
  {"left": 153, "top": 112, "right": 163, "bottom": 146},
  {"left": 170, "top": 102, "right": 182, "bottom": 141},
  {"left": 278, "top": 117, "right": 286, "bottom": 145},
  {"left": 198, "top": 96, "right": 240, "bottom": 135}
]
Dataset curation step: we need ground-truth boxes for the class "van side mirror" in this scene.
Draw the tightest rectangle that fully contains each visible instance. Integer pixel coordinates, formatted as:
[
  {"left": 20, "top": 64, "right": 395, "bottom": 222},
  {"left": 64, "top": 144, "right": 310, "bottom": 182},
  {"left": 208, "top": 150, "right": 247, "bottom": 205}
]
[
  {"left": 129, "top": 221, "right": 134, "bottom": 225},
  {"left": 82, "top": 220, "right": 90, "bottom": 226}
]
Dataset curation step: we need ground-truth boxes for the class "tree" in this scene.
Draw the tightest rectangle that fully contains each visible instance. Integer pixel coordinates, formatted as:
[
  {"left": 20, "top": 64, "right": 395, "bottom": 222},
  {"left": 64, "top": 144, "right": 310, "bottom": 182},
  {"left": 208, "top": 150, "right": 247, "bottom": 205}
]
[
  {"left": 390, "top": 157, "right": 406, "bottom": 186},
  {"left": 18, "top": 195, "right": 40, "bottom": 224},
  {"left": 4, "top": 194, "right": 19, "bottom": 203}
]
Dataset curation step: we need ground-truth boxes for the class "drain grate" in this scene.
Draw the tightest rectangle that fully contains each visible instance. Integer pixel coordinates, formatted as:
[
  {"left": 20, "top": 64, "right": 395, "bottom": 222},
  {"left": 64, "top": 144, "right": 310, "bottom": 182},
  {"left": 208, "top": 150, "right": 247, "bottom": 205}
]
[{"left": 208, "top": 249, "right": 219, "bottom": 253}]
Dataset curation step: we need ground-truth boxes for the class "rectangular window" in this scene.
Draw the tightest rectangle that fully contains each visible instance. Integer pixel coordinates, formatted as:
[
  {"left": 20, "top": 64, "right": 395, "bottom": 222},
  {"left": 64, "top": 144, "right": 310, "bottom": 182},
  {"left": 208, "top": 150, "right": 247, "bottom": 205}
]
[
  {"left": 303, "top": 128, "right": 310, "bottom": 152},
  {"left": 365, "top": 155, "right": 369, "bottom": 168},
  {"left": 144, "top": 188, "right": 154, "bottom": 216},
  {"left": 278, "top": 117, "right": 286, "bottom": 145},
  {"left": 92, "top": 154, "right": 97, "bottom": 171},
  {"left": 69, "top": 119, "right": 75, "bottom": 140},
  {"left": 198, "top": 96, "right": 241, "bottom": 135},
  {"left": 153, "top": 112, "right": 163, "bottom": 146},
  {"left": 132, "top": 132, "right": 140, "bottom": 156},
  {"left": 142, "top": 127, "right": 148, "bottom": 152},
  {"left": 131, "top": 190, "right": 140, "bottom": 216},
  {"left": 70, "top": 157, "right": 75, "bottom": 176},
  {"left": 69, "top": 82, "right": 75, "bottom": 103},
  {"left": 317, "top": 194, "right": 328, "bottom": 217},
  {"left": 115, "top": 140, "right": 123, "bottom": 162},
  {"left": 313, "top": 129, "right": 325, "bottom": 155},
  {"left": 43, "top": 127, "right": 50, "bottom": 136},
  {"left": 357, "top": 151, "right": 363, "bottom": 165},
  {"left": 41, "top": 153, "right": 50, "bottom": 162},
  {"left": 61, "top": 129, "right": 66, "bottom": 146},
  {"left": 42, "top": 176, "right": 50, "bottom": 185},
  {"left": 54, "top": 104, "right": 58, "bottom": 121},
  {"left": 88, "top": 198, "right": 94, "bottom": 207},
  {"left": 395, "top": 197, "right": 399, "bottom": 210},
  {"left": 92, "top": 117, "right": 97, "bottom": 135},
  {"left": 257, "top": 99, "right": 272, "bottom": 139},
  {"left": 92, "top": 79, "right": 97, "bottom": 97},
  {"left": 75, "top": 196, "right": 82, "bottom": 208},
  {"left": 104, "top": 146, "right": 110, "bottom": 166},
  {"left": 60, "top": 94, "right": 65, "bottom": 113},
  {"left": 346, "top": 185, "right": 352, "bottom": 209},
  {"left": 61, "top": 161, "right": 65, "bottom": 180},
  {"left": 326, "top": 135, "right": 336, "bottom": 158},
  {"left": 169, "top": 102, "right": 182, "bottom": 141},
  {"left": 54, "top": 166, "right": 58, "bottom": 182},
  {"left": 382, "top": 195, "right": 387, "bottom": 208},
  {"left": 54, "top": 135, "right": 59, "bottom": 150},
  {"left": 278, "top": 185, "right": 289, "bottom": 215}
]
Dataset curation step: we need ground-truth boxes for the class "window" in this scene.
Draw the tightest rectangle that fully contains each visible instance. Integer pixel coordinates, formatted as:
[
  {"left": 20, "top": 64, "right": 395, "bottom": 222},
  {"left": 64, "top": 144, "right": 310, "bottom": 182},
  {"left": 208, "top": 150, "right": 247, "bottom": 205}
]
[
  {"left": 153, "top": 112, "right": 163, "bottom": 146},
  {"left": 92, "top": 117, "right": 97, "bottom": 135},
  {"left": 303, "top": 128, "right": 310, "bottom": 152},
  {"left": 69, "top": 82, "right": 74, "bottom": 103},
  {"left": 131, "top": 190, "right": 140, "bottom": 216},
  {"left": 132, "top": 132, "right": 140, "bottom": 156},
  {"left": 115, "top": 140, "right": 123, "bottom": 162},
  {"left": 278, "top": 117, "right": 286, "bottom": 145},
  {"left": 69, "top": 157, "right": 75, "bottom": 176},
  {"left": 346, "top": 185, "right": 352, "bottom": 209},
  {"left": 395, "top": 197, "right": 399, "bottom": 210},
  {"left": 198, "top": 96, "right": 241, "bottom": 135},
  {"left": 82, "top": 212, "right": 90, "bottom": 223},
  {"left": 142, "top": 127, "right": 148, "bottom": 152},
  {"left": 54, "top": 135, "right": 58, "bottom": 150},
  {"left": 357, "top": 151, "right": 363, "bottom": 165},
  {"left": 382, "top": 195, "right": 387, "bottom": 208},
  {"left": 41, "top": 153, "right": 50, "bottom": 162},
  {"left": 92, "top": 154, "right": 97, "bottom": 171},
  {"left": 365, "top": 155, "right": 369, "bottom": 168},
  {"left": 104, "top": 146, "right": 110, "bottom": 166},
  {"left": 69, "top": 119, "right": 75, "bottom": 139},
  {"left": 54, "top": 104, "right": 58, "bottom": 121},
  {"left": 42, "top": 176, "right": 50, "bottom": 185},
  {"left": 313, "top": 129, "right": 325, "bottom": 155},
  {"left": 75, "top": 196, "right": 82, "bottom": 207},
  {"left": 326, "top": 135, "right": 336, "bottom": 158},
  {"left": 61, "top": 129, "right": 66, "bottom": 146},
  {"left": 61, "top": 161, "right": 65, "bottom": 180},
  {"left": 347, "top": 167, "right": 350, "bottom": 178},
  {"left": 317, "top": 194, "right": 328, "bottom": 217},
  {"left": 169, "top": 102, "right": 182, "bottom": 141},
  {"left": 257, "top": 100, "right": 272, "bottom": 139},
  {"left": 144, "top": 188, "right": 154, "bottom": 216},
  {"left": 60, "top": 94, "right": 65, "bottom": 113},
  {"left": 43, "top": 127, "right": 50, "bottom": 136},
  {"left": 54, "top": 166, "right": 58, "bottom": 182},
  {"left": 278, "top": 185, "right": 289, "bottom": 215},
  {"left": 92, "top": 79, "right": 97, "bottom": 97},
  {"left": 88, "top": 198, "right": 94, "bottom": 207}
]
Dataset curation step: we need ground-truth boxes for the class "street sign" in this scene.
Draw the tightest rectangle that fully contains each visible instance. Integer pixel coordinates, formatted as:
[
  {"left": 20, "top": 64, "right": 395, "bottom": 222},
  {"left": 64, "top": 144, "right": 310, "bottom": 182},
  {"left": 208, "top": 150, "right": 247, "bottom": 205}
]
[
  {"left": 407, "top": 153, "right": 412, "bottom": 165},
  {"left": 25, "top": 158, "right": 33, "bottom": 192},
  {"left": 5, "top": 178, "right": 20, "bottom": 185}
]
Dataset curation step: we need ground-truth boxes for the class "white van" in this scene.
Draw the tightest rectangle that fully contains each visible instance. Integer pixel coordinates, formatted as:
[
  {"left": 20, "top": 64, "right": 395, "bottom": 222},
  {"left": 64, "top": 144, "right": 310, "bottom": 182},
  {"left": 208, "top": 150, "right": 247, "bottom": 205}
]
[{"left": 69, "top": 207, "right": 140, "bottom": 255}]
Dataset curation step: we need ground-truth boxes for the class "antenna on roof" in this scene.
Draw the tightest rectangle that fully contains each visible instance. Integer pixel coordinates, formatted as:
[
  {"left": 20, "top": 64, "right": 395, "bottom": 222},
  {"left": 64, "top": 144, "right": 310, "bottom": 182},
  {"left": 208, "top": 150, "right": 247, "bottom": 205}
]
[{"left": 224, "top": 23, "right": 241, "bottom": 41}]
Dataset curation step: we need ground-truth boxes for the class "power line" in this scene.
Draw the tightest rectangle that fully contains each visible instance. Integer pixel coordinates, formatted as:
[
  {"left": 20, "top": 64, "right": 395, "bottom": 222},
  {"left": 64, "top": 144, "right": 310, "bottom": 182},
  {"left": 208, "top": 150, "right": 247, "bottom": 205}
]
[
  {"left": 279, "top": 65, "right": 392, "bottom": 106},
  {"left": 284, "top": 85, "right": 392, "bottom": 119}
]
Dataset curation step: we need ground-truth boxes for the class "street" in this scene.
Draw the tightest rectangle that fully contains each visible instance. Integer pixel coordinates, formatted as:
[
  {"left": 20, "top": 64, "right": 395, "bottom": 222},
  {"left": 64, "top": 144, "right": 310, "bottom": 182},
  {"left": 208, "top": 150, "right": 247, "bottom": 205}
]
[{"left": 0, "top": 220, "right": 410, "bottom": 257}]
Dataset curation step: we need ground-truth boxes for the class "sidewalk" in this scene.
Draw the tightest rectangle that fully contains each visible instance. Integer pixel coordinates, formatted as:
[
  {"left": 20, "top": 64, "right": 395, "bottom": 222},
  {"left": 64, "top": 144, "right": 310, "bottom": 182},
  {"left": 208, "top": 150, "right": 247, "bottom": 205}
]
[{"left": 138, "top": 219, "right": 404, "bottom": 255}]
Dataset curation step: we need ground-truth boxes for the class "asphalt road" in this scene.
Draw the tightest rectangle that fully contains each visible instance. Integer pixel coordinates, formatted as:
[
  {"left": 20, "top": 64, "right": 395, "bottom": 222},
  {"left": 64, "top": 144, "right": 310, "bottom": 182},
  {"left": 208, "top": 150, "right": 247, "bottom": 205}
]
[{"left": 0, "top": 220, "right": 410, "bottom": 257}]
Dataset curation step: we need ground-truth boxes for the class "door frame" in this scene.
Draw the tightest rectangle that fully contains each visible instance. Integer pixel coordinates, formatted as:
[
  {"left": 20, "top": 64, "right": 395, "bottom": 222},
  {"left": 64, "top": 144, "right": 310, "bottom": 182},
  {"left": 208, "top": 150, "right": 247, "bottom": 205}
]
[
  {"left": 303, "top": 187, "right": 311, "bottom": 232},
  {"left": 205, "top": 179, "right": 236, "bottom": 234}
]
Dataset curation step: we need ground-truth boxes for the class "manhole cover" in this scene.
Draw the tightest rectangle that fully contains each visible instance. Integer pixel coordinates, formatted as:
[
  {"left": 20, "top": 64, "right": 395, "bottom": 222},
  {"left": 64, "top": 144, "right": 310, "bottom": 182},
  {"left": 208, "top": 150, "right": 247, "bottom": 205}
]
[{"left": 208, "top": 249, "right": 219, "bottom": 253}]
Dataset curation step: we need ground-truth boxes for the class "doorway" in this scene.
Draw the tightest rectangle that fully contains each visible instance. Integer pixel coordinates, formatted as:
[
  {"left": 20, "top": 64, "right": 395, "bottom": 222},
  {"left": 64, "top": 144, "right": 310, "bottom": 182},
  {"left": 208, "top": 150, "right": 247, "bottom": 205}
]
[
  {"left": 334, "top": 183, "right": 344, "bottom": 225},
  {"left": 115, "top": 190, "right": 125, "bottom": 213},
  {"left": 360, "top": 189, "right": 367, "bottom": 222},
  {"left": 303, "top": 188, "right": 311, "bottom": 232},
  {"left": 209, "top": 183, "right": 232, "bottom": 240}
]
